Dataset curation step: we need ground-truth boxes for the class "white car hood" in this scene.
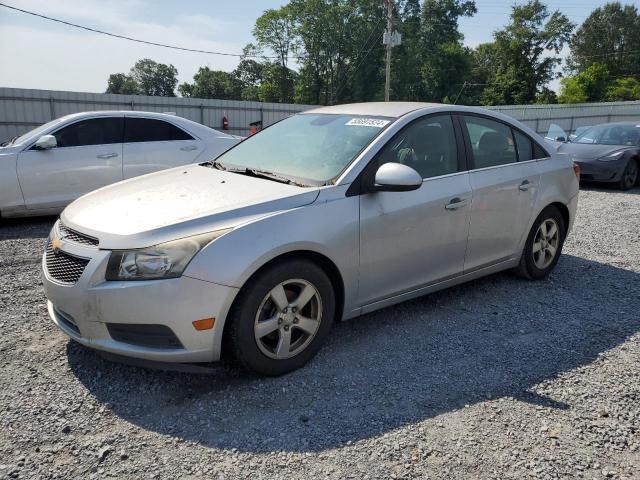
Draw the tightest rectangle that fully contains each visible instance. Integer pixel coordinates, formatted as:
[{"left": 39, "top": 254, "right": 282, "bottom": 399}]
[{"left": 61, "top": 164, "right": 320, "bottom": 249}]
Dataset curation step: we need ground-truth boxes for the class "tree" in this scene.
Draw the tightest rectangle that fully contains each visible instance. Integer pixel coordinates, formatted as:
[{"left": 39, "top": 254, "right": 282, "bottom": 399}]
[
  {"left": 558, "top": 63, "right": 610, "bottom": 103},
  {"left": 567, "top": 2, "right": 640, "bottom": 78},
  {"left": 481, "top": 0, "right": 574, "bottom": 105},
  {"left": 129, "top": 59, "right": 178, "bottom": 97},
  {"left": 253, "top": 7, "right": 297, "bottom": 102},
  {"left": 105, "top": 73, "right": 139, "bottom": 95},
  {"left": 417, "top": 0, "right": 477, "bottom": 102},
  {"left": 605, "top": 77, "right": 640, "bottom": 101},
  {"left": 178, "top": 67, "right": 242, "bottom": 100}
]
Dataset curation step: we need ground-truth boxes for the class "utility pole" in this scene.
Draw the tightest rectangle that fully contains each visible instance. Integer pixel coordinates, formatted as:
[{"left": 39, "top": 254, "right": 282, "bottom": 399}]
[
  {"left": 383, "top": 0, "right": 400, "bottom": 102},
  {"left": 384, "top": 0, "right": 393, "bottom": 102}
]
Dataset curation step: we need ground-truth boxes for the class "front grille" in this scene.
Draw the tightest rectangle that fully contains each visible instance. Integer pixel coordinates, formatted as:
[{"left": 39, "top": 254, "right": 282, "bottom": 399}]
[
  {"left": 106, "top": 323, "right": 183, "bottom": 349},
  {"left": 45, "top": 243, "right": 90, "bottom": 285},
  {"left": 58, "top": 223, "right": 99, "bottom": 247}
]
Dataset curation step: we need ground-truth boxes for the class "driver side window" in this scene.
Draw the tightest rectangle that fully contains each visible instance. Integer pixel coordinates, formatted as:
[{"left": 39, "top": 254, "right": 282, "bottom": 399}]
[
  {"left": 52, "top": 117, "right": 123, "bottom": 148},
  {"left": 377, "top": 114, "right": 459, "bottom": 179}
]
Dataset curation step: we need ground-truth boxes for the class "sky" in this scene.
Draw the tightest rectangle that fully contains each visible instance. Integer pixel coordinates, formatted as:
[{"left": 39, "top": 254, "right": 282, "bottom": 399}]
[{"left": 0, "top": 0, "right": 617, "bottom": 95}]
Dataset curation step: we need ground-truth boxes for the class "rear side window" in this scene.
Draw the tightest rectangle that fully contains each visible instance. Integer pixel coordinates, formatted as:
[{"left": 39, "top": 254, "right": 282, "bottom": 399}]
[
  {"left": 462, "top": 116, "right": 517, "bottom": 169},
  {"left": 124, "top": 118, "right": 194, "bottom": 143},
  {"left": 534, "top": 142, "right": 549, "bottom": 159},
  {"left": 513, "top": 130, "right": 533, "bottom": 161},
  {"left": 53, "top": 118, "right": 123, "bottom": 148}
]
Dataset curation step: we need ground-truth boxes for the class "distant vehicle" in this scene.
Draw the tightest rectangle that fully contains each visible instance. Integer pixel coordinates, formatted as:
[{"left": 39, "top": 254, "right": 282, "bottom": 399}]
[
  {"left": 42, "top": 102, "right": 579, "bottom": 376},
  {"left": 547, "top": 122, "right": 640, "bottom": 190},
  {"left": 0, "top": 111, "right": 241, "bottom": 217}
]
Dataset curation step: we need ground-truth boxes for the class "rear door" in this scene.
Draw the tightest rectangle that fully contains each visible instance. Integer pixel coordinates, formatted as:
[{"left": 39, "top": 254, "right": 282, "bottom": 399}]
[
  {"left": 458, "top": 114, "right": 543, "bottom": 272},
  {"left": 122, "top": 116, "right": 203, "bottom": 179},
  {"left": 17, "top": 116, "right": 123, "bottom": 210}
]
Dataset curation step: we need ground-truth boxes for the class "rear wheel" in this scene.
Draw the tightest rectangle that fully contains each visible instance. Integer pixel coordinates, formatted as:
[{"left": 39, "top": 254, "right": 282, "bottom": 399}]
[
  {"left": 226, "top": 259, "right": 335, "bottom": 376},
  {"left": 618, "top": 159, "right": 638, "bottom": 190},
  {"left": 515, "top": 206, "right": 566, "bottom": 280}
]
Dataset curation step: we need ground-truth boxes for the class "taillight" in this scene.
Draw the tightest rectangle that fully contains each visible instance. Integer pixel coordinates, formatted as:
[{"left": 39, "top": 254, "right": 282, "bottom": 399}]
[{"left": 573, "top": 162, "right": 581, "bottom": 180}]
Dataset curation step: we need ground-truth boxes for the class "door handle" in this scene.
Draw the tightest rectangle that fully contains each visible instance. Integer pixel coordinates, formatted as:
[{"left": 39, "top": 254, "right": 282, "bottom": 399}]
[
  {"left": 180, "top": 145, "right": 198, "bottom": 151},
  {"left": 445, "top": 198, "right": 468, "bottom": 210},
  {"left": 518, "top": 180, "right": 532, "bottom": 191},
  {"left": 97, "top": 153, "right": 118, "bottom": 159}
]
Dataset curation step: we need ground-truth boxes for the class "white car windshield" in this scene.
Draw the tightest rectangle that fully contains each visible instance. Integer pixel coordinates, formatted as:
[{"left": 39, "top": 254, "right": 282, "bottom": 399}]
[
  {"left": 213, "top": 113, "right": 392, "bottom": 184},
  {"left": 9, "top": 117, "right": 68, "bottom": 146}
]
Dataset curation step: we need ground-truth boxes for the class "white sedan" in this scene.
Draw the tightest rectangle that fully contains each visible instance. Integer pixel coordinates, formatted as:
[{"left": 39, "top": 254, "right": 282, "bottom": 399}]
[{"left": 0, "top": 111, "right": 241, "bottom": 218}]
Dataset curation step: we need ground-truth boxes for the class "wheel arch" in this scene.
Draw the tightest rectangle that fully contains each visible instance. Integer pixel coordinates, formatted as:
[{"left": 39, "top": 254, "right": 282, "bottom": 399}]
[{"left": 220, "top": 249, "right": 346, "bottom": 360}]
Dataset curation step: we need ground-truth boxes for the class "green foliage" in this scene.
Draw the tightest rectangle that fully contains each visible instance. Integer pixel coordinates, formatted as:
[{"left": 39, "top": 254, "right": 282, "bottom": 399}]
[
  {"left": 558, "top": 63, "right": 610, "bottom": 103},
  {"left": 178, "top": 67, "right": 242, "bottom": 100},
  {"left": 567, "top": 2, "right": 640, "bottom": 78},
  {"left": 605, "top": 77, "right": 640, "bottom": 101},
  {"left": 129, "top": 59, "right": 178, "bottom": 97},
  {"left": 479, "top": 0, "right": 574, "bottom": 105},
  {"left": 105, "top": 73, "right": 139, "bottom": 95}
]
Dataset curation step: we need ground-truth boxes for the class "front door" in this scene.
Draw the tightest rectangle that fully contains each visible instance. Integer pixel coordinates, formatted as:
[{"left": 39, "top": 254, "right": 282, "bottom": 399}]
[
  {"left": 17, "top": 116, "right": 123, "bottom": 210},
  {"left": 358, "top": 114, "right": 472, "bottom": 306}
]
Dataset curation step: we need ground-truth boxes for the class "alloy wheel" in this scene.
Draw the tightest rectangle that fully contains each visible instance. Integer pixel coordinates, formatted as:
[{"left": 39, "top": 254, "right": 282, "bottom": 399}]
[
  {"left": 254, "top": 279, "right": 323, "bottom": 360},
  {"left": 532, "top": 218, "right": 560, "bottom": 270}
]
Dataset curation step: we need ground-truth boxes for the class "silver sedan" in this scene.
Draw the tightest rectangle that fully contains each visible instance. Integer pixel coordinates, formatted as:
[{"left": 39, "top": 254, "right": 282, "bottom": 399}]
[{"left": 42, "top": 102, "right": 579, "bottom": 376}]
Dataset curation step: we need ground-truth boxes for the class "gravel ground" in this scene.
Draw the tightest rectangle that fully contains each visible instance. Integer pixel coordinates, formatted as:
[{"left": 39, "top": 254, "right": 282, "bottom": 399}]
[{"left": 0, "top": 186, "right": 639, "bottom": 480}]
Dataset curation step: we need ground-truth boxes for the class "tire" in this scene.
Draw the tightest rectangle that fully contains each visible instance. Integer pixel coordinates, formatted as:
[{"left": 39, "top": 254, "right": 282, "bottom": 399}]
[
  {"left": 515, "top": 205, "right": 566, "bottom": 280},
  {"left": 618, "top": 159, "right": 638, "bottom": 190},
  {"left": 226, "top": 259, "right": 335, "bottom": 376}
]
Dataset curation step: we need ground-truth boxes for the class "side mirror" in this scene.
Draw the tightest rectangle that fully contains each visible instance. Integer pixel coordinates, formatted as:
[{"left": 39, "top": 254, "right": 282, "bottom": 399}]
[
  {"left": 555, "top": 136, "right": 566, "bottom": 143},
  {"left": 34, "top": 135, "right": 57, "bottom": 150},
  {"left": 373, "top": 162, "right": 422, "bottom": 192}
]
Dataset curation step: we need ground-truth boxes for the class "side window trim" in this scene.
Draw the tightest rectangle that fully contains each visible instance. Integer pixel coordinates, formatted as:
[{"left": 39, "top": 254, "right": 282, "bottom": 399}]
[
  {"left": 123, "top": 116, "right": 195, "bottom": 143},
  {"left": 458, "top": 112, "right": 534, "bottom": 170}
]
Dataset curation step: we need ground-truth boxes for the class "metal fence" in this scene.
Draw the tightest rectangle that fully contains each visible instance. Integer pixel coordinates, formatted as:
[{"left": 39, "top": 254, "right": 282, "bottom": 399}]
[
  {"left": 0, "top": 87, "right": 317, "bottom": 141},
  {"left": 487, "top": 101, "right": 640, "bottom": 137},
  {"left": 1, "top": 87, "right": 639, "bottom": 142}
]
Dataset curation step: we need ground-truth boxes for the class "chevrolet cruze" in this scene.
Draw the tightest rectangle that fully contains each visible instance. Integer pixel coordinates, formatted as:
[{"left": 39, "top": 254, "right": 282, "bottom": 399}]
[{"left": 43, "top": 103, "right": 579, "bottom": 376}]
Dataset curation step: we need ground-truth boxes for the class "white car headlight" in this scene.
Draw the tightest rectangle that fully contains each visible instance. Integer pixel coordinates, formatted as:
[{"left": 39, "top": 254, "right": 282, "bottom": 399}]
[
  {"left": 106, "top": 229, "right": 230, "bottom": 280},
  {"left": 597, "top": 151, "right": 625, "bottom": 162}
]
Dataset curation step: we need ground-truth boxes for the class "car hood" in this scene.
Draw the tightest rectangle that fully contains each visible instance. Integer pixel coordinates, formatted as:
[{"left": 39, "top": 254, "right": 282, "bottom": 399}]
[
  {"left": 555, "top": 142, "right": 633, "bottom": 161},
  {"left": 61, "top": 164, "right": 320, "bottom": 249}
]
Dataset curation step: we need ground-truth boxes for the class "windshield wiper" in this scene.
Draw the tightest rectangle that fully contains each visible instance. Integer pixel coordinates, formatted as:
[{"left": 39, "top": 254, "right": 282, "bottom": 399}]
[
  {"left": 201, "top": 161, "right": 308, "bottom": 186},
  {"left": 1, "top": 135, "right": 18, "bottom": 147}
]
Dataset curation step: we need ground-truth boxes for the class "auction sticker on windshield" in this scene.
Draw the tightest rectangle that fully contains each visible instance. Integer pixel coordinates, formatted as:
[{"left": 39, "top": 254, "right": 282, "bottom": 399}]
[{"left": 345, "top": 118, "right": 390, "bottom": 128}]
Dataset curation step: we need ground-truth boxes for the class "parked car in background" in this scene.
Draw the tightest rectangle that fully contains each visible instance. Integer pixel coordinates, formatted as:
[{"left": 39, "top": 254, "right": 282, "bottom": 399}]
[
  {"left": 0, "top": 111, "right": 241, "bottom": 217},
  {"left": 547, "top": 122, "right": 640, "bottom": 190},
  {"left": 43, "top": 102, "right": 579, "bottom": 376}
]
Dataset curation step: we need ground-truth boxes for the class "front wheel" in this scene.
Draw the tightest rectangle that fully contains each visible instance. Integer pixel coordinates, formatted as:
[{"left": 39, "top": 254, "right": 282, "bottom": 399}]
[
  {"left": 515, "top": 206, "right": 566, "bottom": 280},
  {"left": 618, "top": 159, "right": 638, "bottom": 190},
  {"left": 226, "top": 259, "right": 335, "bottom": 376}
]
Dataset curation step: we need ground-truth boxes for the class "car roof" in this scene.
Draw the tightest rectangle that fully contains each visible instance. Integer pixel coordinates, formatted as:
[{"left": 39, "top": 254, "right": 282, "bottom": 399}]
[{"left": 305, "top": 102, "right": 442, "bottom": 118}]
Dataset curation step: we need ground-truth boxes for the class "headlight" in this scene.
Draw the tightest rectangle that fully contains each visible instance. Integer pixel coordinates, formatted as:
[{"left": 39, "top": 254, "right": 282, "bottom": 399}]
[
  {"left": 597, "top": 151, "right": 625, "bottom": 162},
  {"left": 105, "top": 229, "right": 230, "bottom": 281}
]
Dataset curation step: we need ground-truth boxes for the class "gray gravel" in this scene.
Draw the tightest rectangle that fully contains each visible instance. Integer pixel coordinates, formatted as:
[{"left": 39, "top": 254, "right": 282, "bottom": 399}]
[{"left": 1, "top": 186, "right": 639, "bottom": 479}]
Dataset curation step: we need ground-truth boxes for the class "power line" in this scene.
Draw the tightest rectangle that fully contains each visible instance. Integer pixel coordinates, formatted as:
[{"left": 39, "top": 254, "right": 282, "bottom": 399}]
[{"left": 0, "top": 2, "right": 268, "bottom": 59}]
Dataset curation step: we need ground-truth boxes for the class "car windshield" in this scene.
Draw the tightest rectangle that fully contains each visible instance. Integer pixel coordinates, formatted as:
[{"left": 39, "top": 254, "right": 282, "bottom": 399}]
[
  {"left": 8, "top": 117, "right": 68, "bottom": 146},
  {"left": 573, "top": 124, "right": 640, "bottom": 146},
  {"left": 212, "top": 113, "right": 393, "bottom": 184}
]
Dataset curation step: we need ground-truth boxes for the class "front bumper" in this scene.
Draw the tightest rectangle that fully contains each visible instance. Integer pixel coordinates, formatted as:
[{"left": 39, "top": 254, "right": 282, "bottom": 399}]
[
  {"left": 576, "top": 158, "right": 626, "bottom": 183},
  {"left": 42, "top": 237, "right": 239, "bottom": 363}
]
